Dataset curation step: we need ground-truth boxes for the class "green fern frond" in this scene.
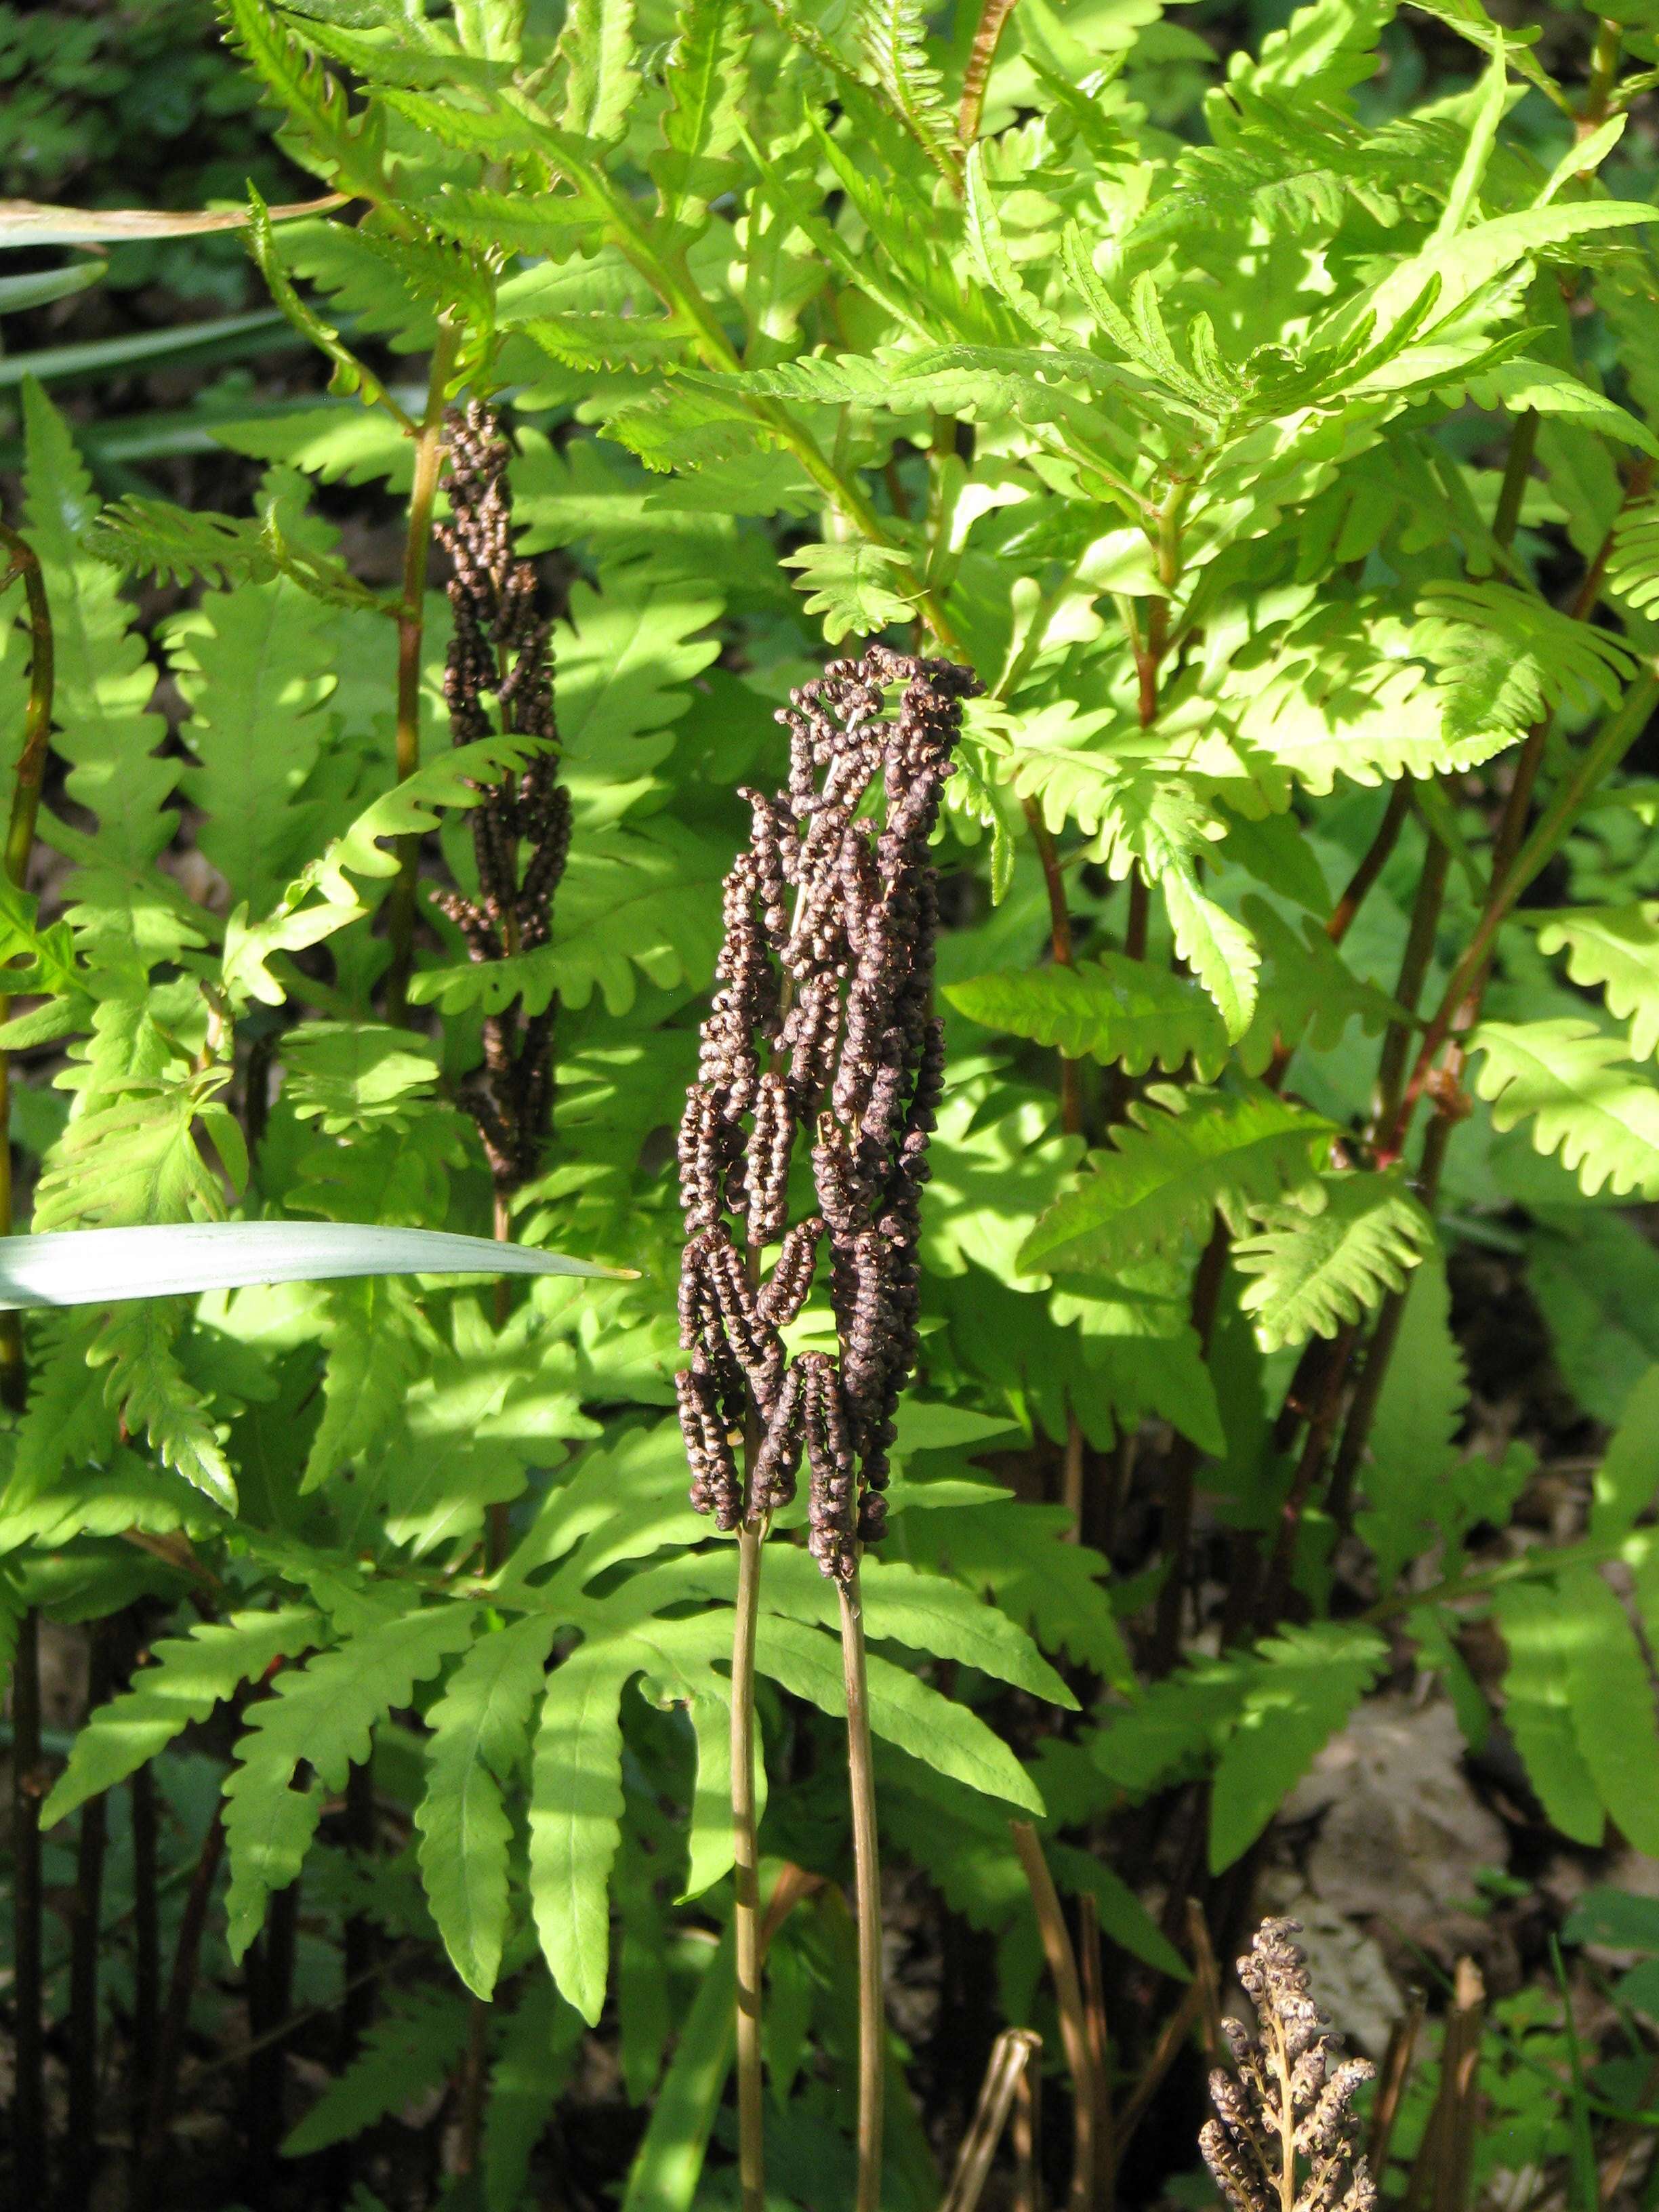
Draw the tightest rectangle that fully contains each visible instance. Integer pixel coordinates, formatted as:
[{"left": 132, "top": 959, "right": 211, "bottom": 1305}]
[
  {"left": 1469, "top": 1017, "right": 1659, "bottom": 1198},
  {"left": 945, "top": 956, "right": 1231, "bottom": 1078},
  {"left": 1233, "top": 1170, "right": 1434, "bottom": 1351},
  {"left": 1534, "top": 904, "right": 1659, "bottom": 1061},
  {"left": 41, "top": 1607, "right": 321, "bottom": 1825},
  {"left": 223, "top": 1602, "right": 478, "bottom": 1957},
  {"left": 857, "top": 0, "right": 960, "bottom": 183},
  {"left": 1020, "top": 1084, "right": 1334, "bottom": 1277}
]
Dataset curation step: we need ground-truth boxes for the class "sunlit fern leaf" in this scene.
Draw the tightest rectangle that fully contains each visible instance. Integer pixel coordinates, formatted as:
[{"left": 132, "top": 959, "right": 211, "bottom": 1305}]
[
  {"left": 1233, "top": 1170, "right": 1433, "bottom": 1352},
  {"left": 1020, "top": 1084, "right": 1334, "bottom": 1277},
  {"left": 856, "top": 0, "right": 960, "bottom": 184},
  {"left": 1607, "top": 499, "right": 1659, "bottom": 615},
  {"left": 1533, "top": 903, "right": 1659, "bottom": 1062},
  {"left": 945, "top": 956, "right": 1231, "bottom": 1079},
  {"left": 1470, "top": 1018, "right": 1659, "bottom": 1199}
]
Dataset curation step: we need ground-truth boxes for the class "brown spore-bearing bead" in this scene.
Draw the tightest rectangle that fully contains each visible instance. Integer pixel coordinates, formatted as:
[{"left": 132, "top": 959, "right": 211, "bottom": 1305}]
[
  {"left": 675, "top": 647, "right": 979, "bottom": 1564},
  {"left": 437, "top": 401, "right": 569, "bottom": 1199}
]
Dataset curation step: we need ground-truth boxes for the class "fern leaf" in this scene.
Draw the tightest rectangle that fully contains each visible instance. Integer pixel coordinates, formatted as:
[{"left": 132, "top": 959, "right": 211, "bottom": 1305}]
[
  {"left": 409, "top": 819, "right": 726, "bottom": 1020},
  {"left": 22, "top": 382, "right": 173, "bottom": 875},
  {"left": 779, "top": 539, "right": 920, "bottom": 643},
  {"left": 655, "top": 0, "right": 749, "bottom": 226},
  {"left": 216, "top": 0, "right": 388, "bottom": 197},
  {"left": 858, "top": 0, "right": 960, "bottom": 183},
  {"left": 225, "top": 733, "right": 549, "bottom": 1007},
  {"left": 895, "top": 1502, "right": 1132, "bottom": 1685},
  {"left": 1607, "top": 498, "right": 1659, "bottom": 614},
  {"left": 417, "top": 1616, "right": 556, "bottom": 1999},
  {"left": 1469, "top": 1018, "right": 1659, "bottom": 1198},
  {"left": 1233, "top": 1170, "right": 1433, "bottom": 1353},
  {"left": 1554, "top": 1563, "right": 1659, "bottom": 1856},
  {"left": 755, "top": 1612, "right": 1044, "bottom": 1811},
  {"left": 1533, "top": 905, "right": 1659, "bottom": 1061},
  {"left": 223, "top": 1603, "right": 478, "bottom": 1958},
  {"left": 1353, "top": 1252, "right": 1468, "bottom": 1587},
  {"left": 283, "top": 1986, "right": 473, "bottom": 2156},
  {"left": 552, "top": 571, "right": 723, "bottom": 830},
  {"left": 1493, "top": 1579, "right": 1605, "bottom": 1845},
  {"left": 528, "top": 1634, "right": 642, "bottom": 2024},
  {"left": 1020, "top": 1085, "right": 1334, "bottom": 1277},
  {"left": 1208, "top": 1622, "right": 1389, "bottom": 1870},
  {"left": 91, "top": 499, "right": 278, "bottom": 590},
  {"left": 556, "top": 0, "right": 638, "bottom": 143},
  {"left": 87, "top": 1305, "right": 237, "bottom": 1512},
  {"left": 945, "top": 956, "right": 1231, "bottom": 1078},
  {"left": 41, "top": 1607, "right": 319, "bottom": 1825},
  {"left": 171, "top": 571, "right": 340, "bottom": 914}
]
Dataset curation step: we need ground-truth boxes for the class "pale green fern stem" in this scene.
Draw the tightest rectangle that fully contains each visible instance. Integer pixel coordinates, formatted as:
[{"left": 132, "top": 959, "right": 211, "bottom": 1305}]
[
  {"left": 840, "top": 1572, "right": 885, "bottom": 2212},
  {"left": 385, "top": 319, "right": 463, "bottom": 1025},
  {"left": 732, "top": 1519, "right": 767, "bottom": 2212}
]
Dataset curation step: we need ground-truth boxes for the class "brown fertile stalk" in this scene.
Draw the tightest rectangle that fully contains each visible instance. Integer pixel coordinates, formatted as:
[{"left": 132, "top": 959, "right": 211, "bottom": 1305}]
[
  {"left": 432, "top": 401, "right": 570, "bottom": 1204},
  {"left": 131, "top": 1759, "right": 161, "bottom": 2139},
  {"left": 1201, "top": 1919, "right": 1376, "bottom": 2212},
  {"left": 676, "top": 646, "right": 977, "bottom": 2212},
  {"left": 939, "top": 2028, "right": 1044, "bottom": 2212},
  {"left": 1080, "top": 1894, "right": 1116, "bottom": 2205},
  {"left": 1401, "top": 1959, "right": 1484, "bottom": 2212},
  {"left": 1366, "top": 1992, "right": 1425, "bottom": 2176},
  {"left": 1010, "top": 1820, "right": 1099, "bottom": 2212},
  {"left": 384, "top": 320, "right": 462, "bottom": 1023}
]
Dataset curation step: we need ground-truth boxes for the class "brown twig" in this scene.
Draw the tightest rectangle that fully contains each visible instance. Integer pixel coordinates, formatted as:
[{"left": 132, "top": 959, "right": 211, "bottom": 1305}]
[
  {"left": 1011, "top": 1821, "right": 1099, "bottom": 2212},
  {"left": 136, "top": 1805, "right": 228, "bottom": 2212},
  {"left": 12, "top": 1602, "right": 47, "bottom": 2207},
  {"left": 1080, "top": 1894, "right": 1115, "bottom": 2207},
  {"left": 129, "top": 1760, "right": 161, "bottom": 2157},
  {"left": 1014, "top": 2057, "right": 1044, "bottom": 2212},
  {"left": 1326, "top": 787, "right": 1411, "bottom": 949},
  {"left": 1151, "top": 1223, "right": 1229, "bottom": 1675},
  {"left": 1403, "top": 1959, "right": 1484, "bottom": 2212},
  {"left": 940, "top": 2029, "right": 1044, "bottom": 2212},
  {"left": 65, "top": 1624, "right": 115, "bottom": 2212},
  {"left": 1367, "top": 1991, "right": 1425, "bottom": 2175}
]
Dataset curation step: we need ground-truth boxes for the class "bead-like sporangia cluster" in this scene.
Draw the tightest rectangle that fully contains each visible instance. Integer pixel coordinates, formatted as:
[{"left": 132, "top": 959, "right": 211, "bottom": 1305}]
[
  {"left": 676, "top": 645, "right": 979, "bottom": 1579},
  {"left": 1202, "top": 1920, "right": 1378, "bottom": 2212},
  {"left": 435, "top": 402, "right": 572, "bottom": 1194}
]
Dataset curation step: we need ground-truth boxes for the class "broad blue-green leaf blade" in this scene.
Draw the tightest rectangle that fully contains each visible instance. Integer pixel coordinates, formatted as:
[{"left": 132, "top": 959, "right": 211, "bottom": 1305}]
[{"left": 0, "top": 1221, "right": 628, "bottom": 1309}]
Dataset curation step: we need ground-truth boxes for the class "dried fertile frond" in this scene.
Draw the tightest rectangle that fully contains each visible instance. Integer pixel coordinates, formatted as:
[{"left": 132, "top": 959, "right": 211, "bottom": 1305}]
[
  {"left": 1202, "top": 1919, "right": 1377, "bottom": 2212},
  {"left": 435, "top": 401, "right": 571, "bottom": 1194},
  {"left": 674, "top": 645, "right": 979, "bottom": 1569}
]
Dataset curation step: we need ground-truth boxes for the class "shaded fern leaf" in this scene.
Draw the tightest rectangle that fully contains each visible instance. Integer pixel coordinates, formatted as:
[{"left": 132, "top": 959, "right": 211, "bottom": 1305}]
[
  {"left": 1233, "top": 1170, "right": 1433, "bottom": 1352},
  {"left": 223, "top": 1603, "right": 478, "bottom": 1957},
  {"left": 41, "top": 1607, "right": 320, "bottom": 1824},
  {"left": 283, "top": 1986, "right": 473, "bottom": 2156},
  {"left": 1208, "top": 1622, "right": 1389, "bottom": 1870}
]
